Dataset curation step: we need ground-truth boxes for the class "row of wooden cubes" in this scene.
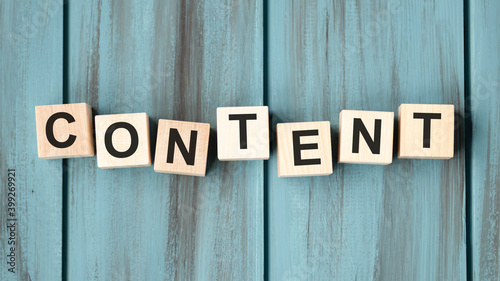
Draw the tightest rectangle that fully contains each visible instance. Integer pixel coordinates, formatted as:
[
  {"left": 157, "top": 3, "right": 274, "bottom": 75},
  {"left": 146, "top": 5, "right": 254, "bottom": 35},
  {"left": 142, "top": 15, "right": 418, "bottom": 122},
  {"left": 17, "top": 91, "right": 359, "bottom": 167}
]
[{"left": 35, "top": 103, "right": 454, "bottom": 177}]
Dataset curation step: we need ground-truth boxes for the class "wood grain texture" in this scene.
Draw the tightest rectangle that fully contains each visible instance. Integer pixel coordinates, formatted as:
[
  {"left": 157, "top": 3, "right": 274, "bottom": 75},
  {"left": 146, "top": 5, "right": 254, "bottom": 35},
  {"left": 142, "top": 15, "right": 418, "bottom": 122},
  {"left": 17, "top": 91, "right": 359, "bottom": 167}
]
[
  {"left": 35, "top": 103, "right": 94, "bottom": 159},
  {"left": 217, "top": 106, "right": 270, "bottom": 161},
  {"left": 67, "top": 0, "right": 262, "bottom": 280},
  {"left": 276, "top": 121, "right": 333, "bottom": 177},
  {"left": 0, "top": 0, "right": 63, "bottom": 280},
  {"left": 267, "top": 0, "right": 465, "bottom": 280},
  {"left": 154, "top": 120, "right": 211, "bottom": 177},
  {"left": 338, "top": 110, "right": 394, "bottom": 165},
  {"left": 470, "top": 0, "right": 500, "bottom": 280},
  {"left": 95, "top": 113, "right": 151, "bottom": 169},
  {"left": 398, "top": 104, "right": 454, "bottom": 159}
]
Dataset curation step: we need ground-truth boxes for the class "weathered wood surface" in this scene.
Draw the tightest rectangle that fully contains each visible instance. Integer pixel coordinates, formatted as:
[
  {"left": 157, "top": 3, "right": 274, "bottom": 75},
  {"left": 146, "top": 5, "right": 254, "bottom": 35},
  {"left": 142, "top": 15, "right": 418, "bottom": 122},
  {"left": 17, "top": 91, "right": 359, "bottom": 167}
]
[
  {"left": 470, "top": 0, "right": 500, "bottom": 280},
  {"left": 267, "top": 0, "right": 466, "bottom": 280},
  {"left": 5, "top": 0, "right": 500, "bottom": 280},
  {"left": 67, "top": 0, "right": 263, "bottom": 280},
  {"left": 0, "top": 1, "right": 63, "bottom": 280}
]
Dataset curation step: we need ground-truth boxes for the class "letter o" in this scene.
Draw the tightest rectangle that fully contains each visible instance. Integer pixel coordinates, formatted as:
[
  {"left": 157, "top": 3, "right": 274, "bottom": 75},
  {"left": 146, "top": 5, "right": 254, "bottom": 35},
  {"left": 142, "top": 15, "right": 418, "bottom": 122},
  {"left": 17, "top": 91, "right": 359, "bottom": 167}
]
[{"left": 104, "top": 122, "right": 139, "bottom": 158}]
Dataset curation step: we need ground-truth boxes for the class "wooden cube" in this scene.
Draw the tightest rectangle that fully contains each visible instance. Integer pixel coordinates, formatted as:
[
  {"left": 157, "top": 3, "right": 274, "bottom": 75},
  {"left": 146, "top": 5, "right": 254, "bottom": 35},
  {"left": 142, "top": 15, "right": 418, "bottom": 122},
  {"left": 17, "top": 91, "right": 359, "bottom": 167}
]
[
  {"left": 276, "top": 121, "right": 333, "bottom": 177},
  {"left": 35, "top": 103, "right": 94, "bottom": 159},
  {"left": 398, "top": 104, "right": 454, "bottom": 159},
  {"left": 338, "top": 110, "right": 394, "bottom": 165},
  {"left": 95, "top": 113, "right": 151, "bottom": 169},
  {"left": 154, "top": 120, "right": 210, "bottom": 176},
  {"left": 217, "top": 106, "right": 269, "bottom": 161}
]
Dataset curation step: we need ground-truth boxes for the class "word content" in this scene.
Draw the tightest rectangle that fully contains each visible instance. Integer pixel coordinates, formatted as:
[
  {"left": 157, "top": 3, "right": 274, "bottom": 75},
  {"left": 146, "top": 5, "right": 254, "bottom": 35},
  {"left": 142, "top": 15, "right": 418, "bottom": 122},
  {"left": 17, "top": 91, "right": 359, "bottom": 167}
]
[{"left": 35, "top": 103, "right": 454, "bottom": 177}]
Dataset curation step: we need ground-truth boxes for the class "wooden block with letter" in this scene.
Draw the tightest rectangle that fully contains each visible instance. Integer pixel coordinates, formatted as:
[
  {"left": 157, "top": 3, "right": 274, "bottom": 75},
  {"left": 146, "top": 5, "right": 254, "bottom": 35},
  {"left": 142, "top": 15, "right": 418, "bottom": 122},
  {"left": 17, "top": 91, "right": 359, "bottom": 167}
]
[
  {"left": 217, "top": 106, "right": 270, "bottom": 161},
  {"left": 276, "top": 121, "right": 333, "bottom": 177},
  {"left": 35, "top": 103, "right": 94, "bottom": 159},
  {"left": 338, "top": 110, "right": 394, "bottom": 165},
  {"left": 95, "top": 113, "right": 151, "bottom": 169},
  {"left": 398, "top": 104, "right": 454, "bottom": 159},
  {"left": 154, "top": 120, "right": 210, "bottom": 176}
]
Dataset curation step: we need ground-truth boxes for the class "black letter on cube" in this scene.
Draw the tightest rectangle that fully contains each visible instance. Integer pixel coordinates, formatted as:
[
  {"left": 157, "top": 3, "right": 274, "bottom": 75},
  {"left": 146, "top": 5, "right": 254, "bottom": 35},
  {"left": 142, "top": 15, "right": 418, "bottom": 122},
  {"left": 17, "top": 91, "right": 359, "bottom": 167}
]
[
  {"left": 352, "top": 118, "right": 381, "bottom": 154},
  {"left": 292, "top": 130, "right": 321, "bottom": 166},
  {"left": 166, "top": 128, "right": 198, "bottom": 166},
  {"left": 228, "top": 114, "right": 257, "bottom": 149},
  {"left": 45, "top": 112, "right": 77, "bottom": 148},
  {"left": 104, "top": 122, "right": 139, "bottom": 158}
]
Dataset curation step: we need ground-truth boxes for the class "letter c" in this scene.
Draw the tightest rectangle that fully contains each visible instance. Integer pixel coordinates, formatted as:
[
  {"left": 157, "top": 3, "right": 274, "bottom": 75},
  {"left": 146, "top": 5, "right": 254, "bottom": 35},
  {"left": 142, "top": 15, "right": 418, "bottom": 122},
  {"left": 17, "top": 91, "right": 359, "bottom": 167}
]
[{"left": 45, "top": 112, "right": 77, "bottom": 148}]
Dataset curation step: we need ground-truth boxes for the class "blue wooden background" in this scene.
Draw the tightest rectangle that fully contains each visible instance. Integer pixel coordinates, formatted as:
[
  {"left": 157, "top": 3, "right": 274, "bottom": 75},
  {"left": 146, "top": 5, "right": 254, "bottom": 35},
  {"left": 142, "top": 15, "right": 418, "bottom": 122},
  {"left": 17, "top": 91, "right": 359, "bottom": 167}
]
[{"left": 0, "top": 0, "right": 498, "bottom": 280}]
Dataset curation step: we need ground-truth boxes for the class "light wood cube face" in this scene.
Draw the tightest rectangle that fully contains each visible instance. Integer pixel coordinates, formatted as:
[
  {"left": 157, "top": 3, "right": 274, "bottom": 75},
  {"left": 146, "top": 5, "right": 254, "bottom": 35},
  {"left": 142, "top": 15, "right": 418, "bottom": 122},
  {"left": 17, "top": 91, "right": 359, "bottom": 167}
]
[
  {"left": 154, "top": 120, "right": 210, "bottom": 176},
  {"left": 35, "top": 103, "right": 94, "bottom": 159},
  {"left": 338, "top": 110, "right": 394, "bottom": 165},
  {"left": 276, "top": 121, "right": 333, "bottom": 177},
  {"left": 217, "top": 106, "right": 270, "bottom": 161},
  {"left": 95, "top": 113, "right": 151, "bottom": 169},
  {"left": 398, "top": 104, "right": 454, "bottom": 159}
]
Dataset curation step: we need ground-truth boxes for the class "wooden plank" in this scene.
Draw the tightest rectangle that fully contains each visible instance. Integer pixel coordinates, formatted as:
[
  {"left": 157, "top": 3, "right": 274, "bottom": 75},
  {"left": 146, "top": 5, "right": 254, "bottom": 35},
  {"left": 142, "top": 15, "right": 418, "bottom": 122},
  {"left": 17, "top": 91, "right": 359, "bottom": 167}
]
[
  {"left": 0, "top": 1, "right": 63, "bottom": 280},
  {"left": 267, "top": 0, "right": 466, "bottom": 280},
  {"left": 469, "top": 0, "right": 500, "bottom": 280},
  {"left": 67, "top": 0, "right": 263, "bottom": 280}
]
